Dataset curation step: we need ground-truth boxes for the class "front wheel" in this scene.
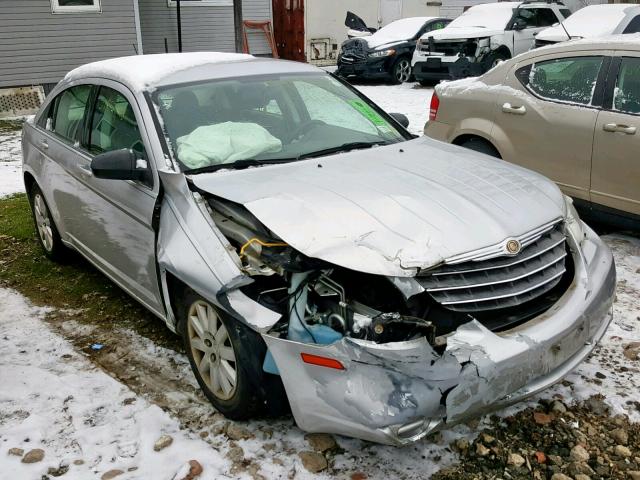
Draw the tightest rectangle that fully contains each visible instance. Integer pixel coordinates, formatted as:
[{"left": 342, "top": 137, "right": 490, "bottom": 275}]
[
  {"left": 179, "top": 290, "right": 288, "bottom": 419},
  {"left": 487, "top": 51, "right": 509, "bottom": 70},
  {"left": 391, "top": 57, "right": 412, "bottom": 84}
]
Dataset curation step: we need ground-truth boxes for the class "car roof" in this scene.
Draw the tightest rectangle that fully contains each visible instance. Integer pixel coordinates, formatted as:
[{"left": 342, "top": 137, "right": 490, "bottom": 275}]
[
  {"left": 525, "top": 33, "right": 640, "bottom": 57},
  {"left": 63, "top": 52, "right": 321, "bottom": 92}
]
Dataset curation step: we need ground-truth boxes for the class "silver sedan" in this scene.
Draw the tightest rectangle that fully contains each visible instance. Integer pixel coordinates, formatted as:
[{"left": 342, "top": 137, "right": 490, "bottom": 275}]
[{"left": 22, "top": 52, "right": 615, "bottom": 446}]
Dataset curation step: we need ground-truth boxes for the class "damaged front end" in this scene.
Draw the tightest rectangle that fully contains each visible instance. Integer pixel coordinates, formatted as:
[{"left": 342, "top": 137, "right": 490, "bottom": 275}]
[
  {"left": 198, "top": 192, "right": 615, "bottom": 446},
  {"left": 413, "top": 37, "right": 499, "bottom": 81}
]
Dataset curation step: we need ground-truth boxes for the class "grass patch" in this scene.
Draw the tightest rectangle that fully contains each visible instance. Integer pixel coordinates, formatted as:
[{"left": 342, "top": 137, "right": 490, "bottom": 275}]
[
  {"left": 0, "top": 119, "right": 24, "bottom": 133},
  {"left": 0, "top": 193, "right": 181, "bottom": 350}
]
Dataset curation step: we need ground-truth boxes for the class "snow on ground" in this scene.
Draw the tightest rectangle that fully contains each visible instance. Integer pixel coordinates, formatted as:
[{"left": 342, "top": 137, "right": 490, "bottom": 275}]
[
  {"left": 0, "top": 126, "right": 25, "bottom": 197},
  {"left": 353, "top": 81, "right": 433, "bottom": 136},
  {"left": 0, "top": 288, "right": 237, "bottom": 480}
]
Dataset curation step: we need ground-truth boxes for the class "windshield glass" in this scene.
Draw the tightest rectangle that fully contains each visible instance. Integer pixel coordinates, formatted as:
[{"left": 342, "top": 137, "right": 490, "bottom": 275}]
[
  {"left": 374, "top": 17, "right": 430, "bottom": 39},
  {"left": 153, "top": 73, "right": 407, "bottom": 172},
  {"left": 448, "top": 4, "right": 516, "bottom": 30}
]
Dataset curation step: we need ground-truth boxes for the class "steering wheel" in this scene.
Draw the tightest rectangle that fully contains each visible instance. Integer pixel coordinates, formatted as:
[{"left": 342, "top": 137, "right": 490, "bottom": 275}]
[{"left": 288, "top": 119, "right": 327, "bottom": 143}]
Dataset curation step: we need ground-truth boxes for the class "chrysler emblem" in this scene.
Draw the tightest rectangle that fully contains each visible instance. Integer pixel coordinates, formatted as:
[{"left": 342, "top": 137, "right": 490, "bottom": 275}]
[{"left": 506, "top": 239, "right": 521, "bottom": 254}]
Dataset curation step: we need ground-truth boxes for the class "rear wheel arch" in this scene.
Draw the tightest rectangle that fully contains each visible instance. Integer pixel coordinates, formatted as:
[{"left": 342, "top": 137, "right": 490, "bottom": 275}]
[
  {"left": 23, "top": 172, "right": 36, "bottom": 195},
  {"left": 453, "top": 134, "right": 502, "bottom": 158}
]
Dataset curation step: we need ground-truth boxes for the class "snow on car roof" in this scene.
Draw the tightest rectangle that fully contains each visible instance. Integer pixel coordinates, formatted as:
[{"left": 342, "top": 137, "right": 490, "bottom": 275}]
[
  {"left": 555, "top": 4, "right": 637, "bottom": 37},
  {"left": 447, "top": 2, "right": 521, "bottom": 31},
  {"left": 63, "top": 52, "right": 256, "bottom": 91}
]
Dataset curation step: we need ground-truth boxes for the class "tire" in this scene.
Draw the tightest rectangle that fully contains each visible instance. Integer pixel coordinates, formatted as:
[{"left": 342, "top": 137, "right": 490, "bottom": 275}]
[
  {"left": 178, "top": 289, "right": 288, "bottom": 420},
  {"left": 459, "top": 137, "right": 501, "bottom": 158},
  {"left": 487, "top": 51, "right": 509, "bottom": 70},
  {"left": 28, "top": 184, "right": 67, "bottom": 261},
  {"left": 391, "top": 57, "right": 412, "bottom": 84}
]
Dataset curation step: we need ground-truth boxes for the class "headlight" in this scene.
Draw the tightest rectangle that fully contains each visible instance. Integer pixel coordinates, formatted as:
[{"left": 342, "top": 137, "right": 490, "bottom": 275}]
[
  {"left": 369, "top": 49, "right": 396, "bottom": 58},
  {"left": 564, "top": 195, "right": 585, "bottom": 245}
]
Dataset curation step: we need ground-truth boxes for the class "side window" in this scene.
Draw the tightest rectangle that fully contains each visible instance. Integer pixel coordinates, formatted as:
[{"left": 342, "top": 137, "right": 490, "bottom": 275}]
[
  {"left": 51, "top": 85, "right": 92, "bottom": 144},
  {"left": 622, "top": 15, "right": 640, "bottom": 34},
  {"left": 512, "top": 8, "right": 538, "bottom": 29},
  {"left": 89, "top": 87, "right": 146, "bottom": 157},
  {"left": 516, "top": 56, "right": 604, "bottom": 106},
  {"left": 613, "top": 57, "right": 640, "bottom": 115},
  {"left": 536, "top": 8, "right": 560, "bottom": 27},
  {"left": 426, "top": 21, "right": 448, "bottom": 32}
]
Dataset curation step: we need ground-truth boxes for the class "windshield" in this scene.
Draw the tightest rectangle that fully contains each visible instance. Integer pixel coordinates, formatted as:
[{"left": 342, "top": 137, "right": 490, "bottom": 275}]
[
  {"left": 153, "top": 73, "right": 407, "bottom": 172},
  {"left": 374, "top": 17, "right": 430, "bottom": 39},
  {"left": 448, "top": 4, "right": 516, "bottom": 30}
]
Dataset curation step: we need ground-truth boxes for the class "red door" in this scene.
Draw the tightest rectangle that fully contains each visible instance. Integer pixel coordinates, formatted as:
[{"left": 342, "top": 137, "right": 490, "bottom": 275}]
[{"left": 272, "top": 0, "right": 305, "bottom": 62}]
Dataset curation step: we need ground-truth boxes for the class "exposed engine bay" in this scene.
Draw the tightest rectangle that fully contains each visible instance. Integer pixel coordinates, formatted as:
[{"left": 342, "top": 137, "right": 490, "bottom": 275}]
[{"left": 205, "top": 195, "right": 574, "bottom": 349}]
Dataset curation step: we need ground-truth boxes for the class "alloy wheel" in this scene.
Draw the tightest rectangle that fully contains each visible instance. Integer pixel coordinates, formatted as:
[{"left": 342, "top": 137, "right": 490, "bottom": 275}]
[
  {"left": 187, "top": 300, "right": 237, "bottom": 400},
  {"left": 395, "top": 59, "right": 411, "bottom": 83},
  {"left": 33, "top": 193, "right": 54, "bottom": 252}
]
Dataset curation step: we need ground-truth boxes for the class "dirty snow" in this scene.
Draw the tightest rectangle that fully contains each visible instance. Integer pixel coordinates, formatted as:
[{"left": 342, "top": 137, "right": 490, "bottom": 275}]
[{"left": 0, "top": 288, "right": 234, "bottom": 480}]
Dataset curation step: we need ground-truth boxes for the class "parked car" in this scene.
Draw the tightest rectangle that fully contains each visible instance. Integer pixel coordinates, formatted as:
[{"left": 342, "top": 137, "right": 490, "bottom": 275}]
[
  {"left": 425, "top": 36, "right": 640, "bottom": 229},
  {"left": 535, "top": 4, "right": 640, "bottom": 47},
  {"left": 412, "top": 1, "right": 571, "bottom": 83},
  {"left": 23, "top": 52, "right": 615, "bottom": 446},
  {"left": 338, "top": 16, "right": 450, "bottom": 83}
]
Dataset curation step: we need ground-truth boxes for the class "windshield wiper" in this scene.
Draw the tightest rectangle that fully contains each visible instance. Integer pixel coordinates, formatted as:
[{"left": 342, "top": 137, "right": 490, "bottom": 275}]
[
  {"left": 185, "top": 158, "right": 294, "bottom": 175},
  {"left": 296, "top": 141, "right": 389, "bottom": 160}
]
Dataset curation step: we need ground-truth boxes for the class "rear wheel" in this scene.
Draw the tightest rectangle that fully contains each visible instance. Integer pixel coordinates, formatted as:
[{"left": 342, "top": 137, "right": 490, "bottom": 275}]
[
  {"left": 391, "top": 57, "right": 412, "bottom": 84},
  {"left": 459, "top": 137, "right": 501, "bottom": 158},
  {"left": 28, "top": 184, "right": 67, "bottom": 261},
  {"left": 178, "top": 290, "right": 288, "bottom": 419}
]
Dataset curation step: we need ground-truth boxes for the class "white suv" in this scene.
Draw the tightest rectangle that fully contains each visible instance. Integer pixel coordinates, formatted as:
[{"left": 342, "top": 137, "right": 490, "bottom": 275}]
[{"left": 412, "top": 1, "right": 571, "bottom": 83}]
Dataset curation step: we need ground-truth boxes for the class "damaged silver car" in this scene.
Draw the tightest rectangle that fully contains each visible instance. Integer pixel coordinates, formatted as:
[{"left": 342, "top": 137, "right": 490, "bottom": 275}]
[{"left": 22, "top": 53, "right": 616, "bottom": 446}]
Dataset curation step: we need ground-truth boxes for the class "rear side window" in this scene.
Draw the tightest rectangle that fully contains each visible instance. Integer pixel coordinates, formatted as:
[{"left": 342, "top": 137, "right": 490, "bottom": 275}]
[
  {"left": 516, "top": 56, "right": 604, "bottom": 106},
  {"left": 89, "top": 87, "right": 146, "bottom": 157},
  {"left": 613, "top": 57, "right": 640, "bottom": 115},
  {"left": 52, "top": 85, "right": 92, "bottom": 143},
  {"left": 622, "top": 15, "right": 640, "bottom": 34}
]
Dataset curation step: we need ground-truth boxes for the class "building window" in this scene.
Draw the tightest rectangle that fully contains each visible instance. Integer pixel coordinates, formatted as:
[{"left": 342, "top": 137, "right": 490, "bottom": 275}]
[
  {"left": 51, "top": 0, "right": 101, "bottom": 13},
  {"left": 167, "top": 0, "right": 233, "bottom": 6}
]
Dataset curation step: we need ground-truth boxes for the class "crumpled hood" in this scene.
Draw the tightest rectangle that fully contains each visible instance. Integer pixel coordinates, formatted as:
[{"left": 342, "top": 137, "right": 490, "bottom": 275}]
[
  {"left": 424, "top": 26, "right": 503, "bottom": 41},
  {"left": 190, "top": 137, "right": 565, "bottom": 277}
]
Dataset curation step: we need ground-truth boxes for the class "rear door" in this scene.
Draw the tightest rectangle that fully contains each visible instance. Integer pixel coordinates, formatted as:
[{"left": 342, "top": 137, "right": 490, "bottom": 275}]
[
  {"left": 591, "top": 54, "right": 640, "bottom": 216},
  {"left": 493, "top": 52, "right": 610, "bottom": 201}
]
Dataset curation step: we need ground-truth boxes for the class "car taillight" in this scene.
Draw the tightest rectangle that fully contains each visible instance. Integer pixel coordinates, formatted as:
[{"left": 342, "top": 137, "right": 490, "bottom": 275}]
[
  {"left": 429, "top": 92, "right": 440, "bottom": 121},
  {"left": 301, "top": 353, "right": 345, "bottom": 370}
]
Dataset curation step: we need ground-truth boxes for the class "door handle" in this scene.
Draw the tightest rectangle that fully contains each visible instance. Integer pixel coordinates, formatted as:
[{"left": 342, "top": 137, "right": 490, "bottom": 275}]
[
  {"left": 40, "top": 139, "right": 48, "bottom": 150},
  {"left": 603, "top": 123, "right": 636, "bottom": 135},
  {"left": 502, "top": 103, "right": 527, "bottom": 115}
]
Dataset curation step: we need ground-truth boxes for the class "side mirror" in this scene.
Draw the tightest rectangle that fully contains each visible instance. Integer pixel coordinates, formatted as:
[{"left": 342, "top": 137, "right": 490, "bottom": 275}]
[
  {"left": 512, "top": 20, "right": 526, "bottom": 31},
  {"left": 389, "top": 112, "right": 410, "bottom": 128},
  {"left": 91, "top": 149, "right": 147, "bottom": 181}
]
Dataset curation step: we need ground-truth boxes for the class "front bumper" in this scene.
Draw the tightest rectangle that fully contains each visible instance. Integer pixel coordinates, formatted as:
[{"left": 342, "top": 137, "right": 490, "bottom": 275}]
[
  {"left": 263, "top": 224, "right": 615, "bottom": 445},
  {"left": 413, "top": 55, "right": 486, "bottom": 81},
  {"left": 337, "top": 55, "right": 395, "bottom": 79}
]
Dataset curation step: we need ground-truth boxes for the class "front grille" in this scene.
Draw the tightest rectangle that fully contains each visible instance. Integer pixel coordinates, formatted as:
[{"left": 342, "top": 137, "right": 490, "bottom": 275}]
[
  {"left": 421, "top": 41, "right": 466, "bottom": 56},
  {"left": 340, "top": 39, "right": 368, "bottom": 64},
  {"left": 417, "top": 224, "right": 567, "bottom": 313}
]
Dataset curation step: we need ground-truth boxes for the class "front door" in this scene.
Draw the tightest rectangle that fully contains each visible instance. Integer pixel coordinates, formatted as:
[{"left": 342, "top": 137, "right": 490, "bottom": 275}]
[
  {"left": 494, "top": 53, "right": 608, "bottom": 201},
  {"left": 60, "top": 82, "right": 163, "bottom": 315},
  {"left": 272, "top": 0, "right": 305, "bottom": 62},
  {"left": 591, "top": 54, "right": 640, "bottom": 216}
]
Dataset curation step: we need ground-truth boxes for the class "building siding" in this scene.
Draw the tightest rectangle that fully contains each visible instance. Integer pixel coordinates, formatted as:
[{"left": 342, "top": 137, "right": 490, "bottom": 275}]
[
  {"left": 138, "top": 0, "right": 272, "bottom": 55},
  {"left": 0, "top": 0, "right": 139, "bottom": 88}
]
